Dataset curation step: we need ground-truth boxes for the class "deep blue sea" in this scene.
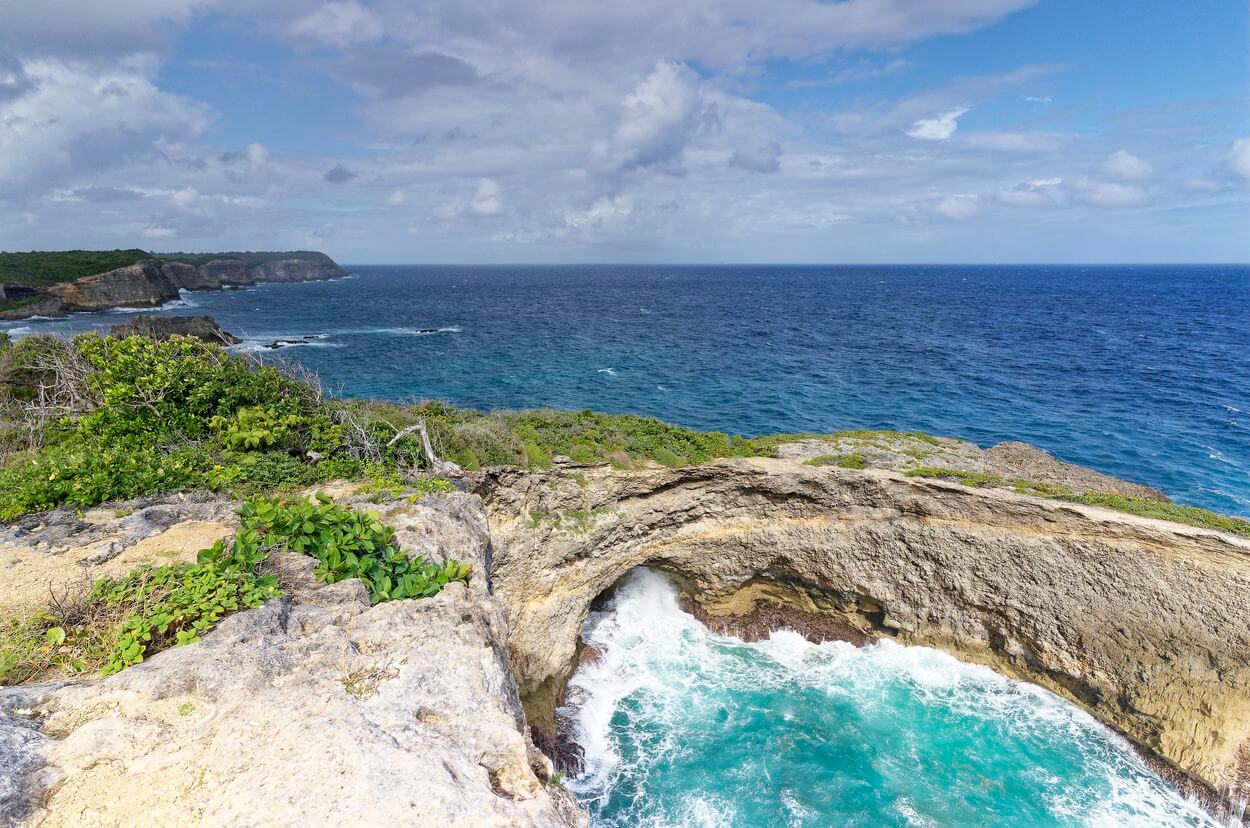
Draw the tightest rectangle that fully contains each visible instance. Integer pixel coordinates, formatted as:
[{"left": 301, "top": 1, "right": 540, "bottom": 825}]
[{"left": 6, "top": 264, "right": 1248, "bottom": 515}]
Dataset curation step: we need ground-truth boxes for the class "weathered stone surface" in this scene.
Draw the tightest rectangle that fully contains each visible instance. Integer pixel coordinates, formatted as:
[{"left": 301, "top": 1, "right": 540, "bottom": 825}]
[
  {"left": 984, "top": 440, "right": 1168, "bottom": 501},
  {"left": 172, "top": 258, "right": 347, "bottom": 291},
  {"left": 1, "top": 493, "right": 583, "bottom": 828},
  {"left": 45, "top": 261, "right": 180, "bottom": 312},
  {"left": 109, "top": 314, "right": 240, "bottom": 345},
  {"left": 775, "top": 431, "right": 985, "bottom": 472},
  {"left": 775, "top": 433, "right": 1170, "bottom": 500},
  {"left": 476, "top": 458, "right": 1250, "bottom": 800},
  {"left": 178, "top": 259, "right": 250, "bottom": 290}
]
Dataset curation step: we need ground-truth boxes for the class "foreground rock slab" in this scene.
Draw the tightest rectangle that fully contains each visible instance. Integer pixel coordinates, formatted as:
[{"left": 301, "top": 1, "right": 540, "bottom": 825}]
[{"left": 1, "top": 493, "right": 583, "bottom": 828}]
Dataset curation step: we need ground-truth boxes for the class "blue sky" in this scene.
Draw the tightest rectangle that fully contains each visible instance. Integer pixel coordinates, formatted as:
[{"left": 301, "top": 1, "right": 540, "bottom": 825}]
[{"left": 1, "top": 0, "right": 1247, "bottom": 263}]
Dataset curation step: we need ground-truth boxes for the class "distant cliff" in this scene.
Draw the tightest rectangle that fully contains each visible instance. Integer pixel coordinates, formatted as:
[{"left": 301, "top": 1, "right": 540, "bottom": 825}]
[{"left": 0, "top": 250, "right": 347, "bottom": 319}]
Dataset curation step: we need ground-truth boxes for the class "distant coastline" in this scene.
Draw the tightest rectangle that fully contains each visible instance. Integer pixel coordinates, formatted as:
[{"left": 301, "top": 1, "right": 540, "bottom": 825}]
[{"left": 0, "top": 250, "right": 346, "bottom": 320}]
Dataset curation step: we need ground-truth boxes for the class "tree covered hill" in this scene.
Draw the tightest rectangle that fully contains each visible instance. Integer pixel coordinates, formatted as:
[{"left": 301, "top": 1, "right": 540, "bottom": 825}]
[{"left": 0, "top": 250, "right": 341, "bottom": 288}]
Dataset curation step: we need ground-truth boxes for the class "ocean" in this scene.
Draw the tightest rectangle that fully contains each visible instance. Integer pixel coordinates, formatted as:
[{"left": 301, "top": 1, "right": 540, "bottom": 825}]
[
  {"left": 564, "top": 569, "right": 1219, "bottom": 828},
  {"left": 7, "top": 263, "right": 1247, "bottom": 515}
]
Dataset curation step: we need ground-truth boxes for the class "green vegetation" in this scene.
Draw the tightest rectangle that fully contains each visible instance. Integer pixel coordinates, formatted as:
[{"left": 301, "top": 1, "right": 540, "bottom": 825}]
[
  {"left": 0, "top": 495, "right": 469, "bottom": 685},
  {"left": 0, "top": 333, "right": 368, "bottom": 518},
  {"left": 238, "top": 495, "right": 470, "bottom": 604},
  {"left": 0, "top": 249, "right": 149, "bottom": 288},
  {"left": 905, "top": 467, "right": 1250, "bottom": 538},
  {"left": 382, "top": 402, "right": 774, "bottom": 471},
  {"left": 1, "top": 330, "right": 1246, "bottom": 546},
  {"left": 805, "top": 453, "right": 868, "bottom": 470},
  {"left": 93, "top": 540, "right": 281, "bottom": 674},
  {"left": 1052, "top": 491, "right": 1250, "bottom": 538},
  {"left": 157, "top": 250, "right": 339, "bottom": 268}
]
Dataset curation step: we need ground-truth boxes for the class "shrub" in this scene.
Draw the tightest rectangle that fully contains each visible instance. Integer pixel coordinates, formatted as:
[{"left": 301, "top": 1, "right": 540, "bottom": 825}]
[
  {"left": 0, "top": 442, "right": 205, "bottom": 520},
  {"left": 211, "top": 406, "right": 305, "bottom": 451},
  {"left": 92, "top": 545, "right": 280, "bottom": 674},
  {"left": 237, "top": 495, "right": 471, "bottom": 604},
  {"left": 804, "top": 453, "right": 867, "bottom": 470}
]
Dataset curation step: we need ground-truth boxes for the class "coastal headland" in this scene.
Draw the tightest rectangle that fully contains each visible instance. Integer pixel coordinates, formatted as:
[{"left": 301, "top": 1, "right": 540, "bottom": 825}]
[{"left": 0, "top": 250, "right": 346, "bottom": 320}]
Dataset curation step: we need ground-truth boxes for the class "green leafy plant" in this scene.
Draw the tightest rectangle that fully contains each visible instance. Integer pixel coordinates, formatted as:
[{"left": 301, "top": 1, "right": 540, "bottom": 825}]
[
  {"left": 238, "top": 495, "right": 471, "bottom": 604},
  {"left": 211, "top": 406, "right": 305, "bottom": 451},
  {"left": 92, "top": 551, "right": 280, "bottom": 674}
]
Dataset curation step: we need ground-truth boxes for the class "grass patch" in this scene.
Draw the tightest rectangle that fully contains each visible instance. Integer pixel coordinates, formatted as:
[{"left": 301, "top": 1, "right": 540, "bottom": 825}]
[
  {"left": 804, "top": 453, "right": 868, "bottom": 470},
  {"left": 1053, "top": 492, "right": 1250, "bottom": 537}
]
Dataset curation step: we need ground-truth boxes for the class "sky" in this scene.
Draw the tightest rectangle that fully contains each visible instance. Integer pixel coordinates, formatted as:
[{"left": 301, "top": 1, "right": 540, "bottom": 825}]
[{"left": 1, "top": 0, "right": 1247, "bottom": 264}]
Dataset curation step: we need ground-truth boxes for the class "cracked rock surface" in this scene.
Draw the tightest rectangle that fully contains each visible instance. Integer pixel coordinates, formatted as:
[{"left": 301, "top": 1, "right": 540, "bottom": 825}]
[{"left": 1, "top": 493, "right": 583, "bottom": 828}]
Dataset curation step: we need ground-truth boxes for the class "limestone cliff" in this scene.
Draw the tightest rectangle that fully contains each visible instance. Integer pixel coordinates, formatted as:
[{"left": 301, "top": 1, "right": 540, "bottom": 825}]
[
  {"left": 475, "top": 458, "right": 1250, "bottom": 804},
  {"left": 2, "top": 460, "right": 1246, "bottom": 824},
  {"left": 45, "top": 261, "right": 180, "bottom": 313},
  {"left": 0, "top": 254, "right": 347, "bottom": 319}
]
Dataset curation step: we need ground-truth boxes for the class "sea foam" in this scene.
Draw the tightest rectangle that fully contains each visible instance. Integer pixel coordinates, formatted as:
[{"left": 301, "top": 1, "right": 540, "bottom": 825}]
[{"left": 563, "top": 569, "right": 1219, "bottom": 827}]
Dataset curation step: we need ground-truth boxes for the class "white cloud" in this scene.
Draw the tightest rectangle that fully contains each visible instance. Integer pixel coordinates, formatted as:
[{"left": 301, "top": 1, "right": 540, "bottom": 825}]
[
  {"left": 290, "top": 1, "right": 382, "bottom": 45},
  {"left": 0, "top": 59, "right": 209, "bottom": 197},
  {"left": 729, "top": 142, "right": 782, "bottom": 174},
  {"left": 565, "top": 196, "right": 633, "bottom": 231},
  {"left": 1101, "top": 150, "right": 1153, "bottom": 181},
  {"left": 385, "top": 189, "right": 408, "bottom": 207},
  {"left": 439, "top": 179, "right": 505, "bottom": 219},
  {"left": 963, "top": 131, "right": 1061, "bottom": 153},
  {"left": 997, "top": 178, "right": 1062, "bottom": 208},
  {"left": 245, "top": 142, "right": 269, "bottom": 167},
  {"left": 1069, "top": 178, "right": 1150, "bottom": 208},
  {"left": 907, "top": 107, "right": 969, "bottom": 141},
  {"left": 141, "top": 224, "right": 176, "bottom": 239},
  {"left": 466, "top": 178, "right": 504, "bottom": 217},
  {"left": 595, "top": 62, "right": 719, "bottom": 175},
  {"left": 933, "top": 193, "right": 982, "bottom": 219},
  {"left": 1226, "top": 137, "right": 1250, "bottom": 185}
]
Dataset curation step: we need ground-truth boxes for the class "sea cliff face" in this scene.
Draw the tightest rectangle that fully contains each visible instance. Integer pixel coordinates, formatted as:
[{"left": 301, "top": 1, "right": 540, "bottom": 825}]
[
  {"left": 0, "top": 255, "right": 346, "bottom": 319},
  {"left": 476, "top": 458, "right": 1250, "bottom": 806},
  {"left": 45, "top": 261, "right": 180, "bottom": 312}
]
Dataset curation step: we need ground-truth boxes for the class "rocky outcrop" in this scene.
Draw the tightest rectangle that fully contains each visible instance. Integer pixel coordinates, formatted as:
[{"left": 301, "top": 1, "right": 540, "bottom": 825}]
[
  {"left": 109, "top": 315, "right": 240, "bottom": 345},
  {"left": 475, "top": 458, "right": 1250, "bottom": 802},
  {"left": 984, "top": 440, "right": 1169, "bottom": 501},
  {"left": 777, "top": 432, "right": 1169, "bottom": 500},
  {"left": 45, "top": 261, "right": 180, "bottom": 313},
  {"left": 1, "top": 255, "right": 347, "bottom": 319},
  {"left": 0, "top": 493, "right": 584, "bottom": 828}
]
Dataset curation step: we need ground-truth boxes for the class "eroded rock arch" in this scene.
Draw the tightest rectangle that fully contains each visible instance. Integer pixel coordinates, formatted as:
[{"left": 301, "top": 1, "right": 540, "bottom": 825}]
[{"left": 477, "top": 458, "right": 1250, "bottom": 803}]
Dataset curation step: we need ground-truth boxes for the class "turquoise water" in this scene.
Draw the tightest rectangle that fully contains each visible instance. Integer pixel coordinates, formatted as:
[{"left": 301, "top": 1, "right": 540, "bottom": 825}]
[
  {"left": 563, "top": 570, "right": 1219, "bottom": 828},
  {"left": 6, "top": 264, "right": 1249, "bottom": 515}
]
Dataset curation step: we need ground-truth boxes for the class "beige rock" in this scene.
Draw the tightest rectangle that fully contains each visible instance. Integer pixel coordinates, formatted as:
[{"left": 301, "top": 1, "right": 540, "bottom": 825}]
[
  {"left": 0, "top": 519, "right": 234, "bottom": 617},
  {"left": 3, "top": 493, "right": 584, "bottom": 828},
  {"left": 476, "top": 458, "right": 1250, "bottom": 802}
]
